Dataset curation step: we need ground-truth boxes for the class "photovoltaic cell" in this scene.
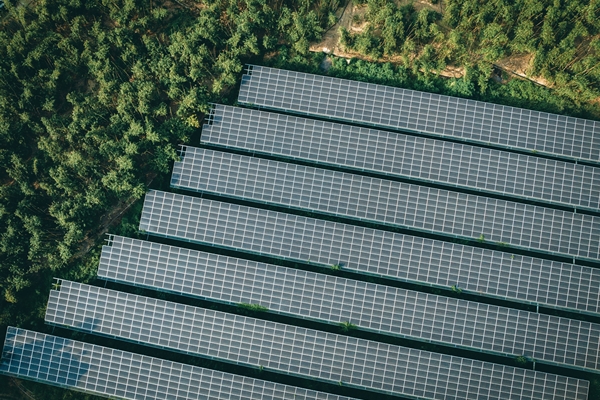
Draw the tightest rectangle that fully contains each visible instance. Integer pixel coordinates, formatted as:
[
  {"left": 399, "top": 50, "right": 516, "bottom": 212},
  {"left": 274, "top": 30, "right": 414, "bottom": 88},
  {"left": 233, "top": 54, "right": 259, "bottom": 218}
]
[
  {"left": 45, "top": 281, "right": 590, "bottom": 400},
  {"left": 99, "top": 235, "right": 600, "bottom": 371},
  {"left": 1, "top": 327, "right": 354, "bottom": 400},
  {"left": 172, "top": 147, "right": 600, "bottom": 261},
  {"left": 140, "top": 190, "right": 600, "bottom": 316},
  {"left": 238, "top": 65, "right": 600, "bottom": 163},
  {"left": 202, "top": 104, "right": 600, "bottom": 211}
]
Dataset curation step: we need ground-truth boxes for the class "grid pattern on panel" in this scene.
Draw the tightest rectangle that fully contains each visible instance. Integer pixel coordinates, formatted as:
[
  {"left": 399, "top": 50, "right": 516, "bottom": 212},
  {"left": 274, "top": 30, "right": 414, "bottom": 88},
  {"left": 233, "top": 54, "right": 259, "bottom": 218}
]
[
  {"left": 100, "top": 235, "right": 600, "bottom": 371},
  {"left": 172, "top": 147, "right": 600, "bottom": 261},
  {"left": 239, "top": 66, "right": 600, "bottom": 162},
  {"left": 0, "top": 327, "right": 354, "bottom": 400},
  {"left": 202, "top": 104, "right": 600, "bottom": 210},
  {"left": 140, "top": 190, "right": 600, "bottom": 315},
  {"left": 45, "top": 281, "right": 590, "bottom": 400}
]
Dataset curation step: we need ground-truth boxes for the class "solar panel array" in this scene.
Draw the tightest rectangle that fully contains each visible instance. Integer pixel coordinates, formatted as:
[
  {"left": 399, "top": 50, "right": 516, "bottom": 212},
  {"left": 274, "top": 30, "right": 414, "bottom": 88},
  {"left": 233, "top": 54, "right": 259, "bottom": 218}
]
[
  {"left": 202, "top": 104, "right": 600, "bottom": 211},
  {"left": 239, "top": 65, "right": 600, "bottom": 163},
  {"left": 4, "top": 66, "right": 598, "bottom": 400},
  {"left": 172, "top": 147, "right": 600, "bottom": 261},
  {"left": 99, "top": 235, "right": 600, "bottom": 371},
  {"left": 45, "top": 281, "right": 591, "bottom": 400},
  {"left": 1, "top": 327, "right": 354, "bottom": 400},
  {"left": 140, "top": 190, "right": 600, "bottom": 316}
]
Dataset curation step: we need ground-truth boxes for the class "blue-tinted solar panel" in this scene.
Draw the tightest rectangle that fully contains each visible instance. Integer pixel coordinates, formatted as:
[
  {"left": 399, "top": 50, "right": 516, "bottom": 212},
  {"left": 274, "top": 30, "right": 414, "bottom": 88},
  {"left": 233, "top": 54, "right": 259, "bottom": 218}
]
[
  {"left": 45, "top": 281, "right": 591, "bottom": 400},
  {"left": 99, "top": 235, "right": 600, "bottom": 371},
  {"left": 140, "top": 190, "right": 600, "bottom": 316},
  {"left": 172, "top": 147, "right": 600, "bottom": 261},
  {"left": 1, "top": 327, "right": 355, "bottom": 400},
  {"left": 202, "top": 104, "right": 600, "bottom": 211},
  {"left": 239, "top": 65, "right": 600, "bottom": 163}
]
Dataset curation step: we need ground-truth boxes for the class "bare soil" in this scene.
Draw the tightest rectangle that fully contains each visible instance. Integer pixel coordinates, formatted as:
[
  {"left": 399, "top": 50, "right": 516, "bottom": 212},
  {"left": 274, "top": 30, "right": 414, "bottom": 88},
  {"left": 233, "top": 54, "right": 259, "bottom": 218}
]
[
  {"left": 309, "top": 1, "right": 354, "bottom": 56},
  {"left": 495, "top": 53, "right": 552, "bottom": 87}
]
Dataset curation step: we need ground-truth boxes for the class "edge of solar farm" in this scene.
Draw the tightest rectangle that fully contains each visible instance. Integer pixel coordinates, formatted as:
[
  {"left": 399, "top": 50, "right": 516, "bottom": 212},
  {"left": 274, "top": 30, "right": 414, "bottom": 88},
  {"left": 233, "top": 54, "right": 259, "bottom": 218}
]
[
  {"left": 201, "top": 104, "right": 600, "bottom": 214},
  {"left": 238, "top": 65, "right": 600, "bottom": 166},
  {"left": 97, "top": 235, "right": 600, "bottom": 373},
  {"left": 4, "top": 64, "right": 600, "bottom": 400},
  {"left": 43, "top": 280, "right": 591, "bottom": 400},
  {"left": 0, "top": 327, "right": 358, "bottom": 400},
  {"left": 140, "top": 190, "right": 600, "bottom": 318},
  {"left": 171, "top": 146, "right": 600, "bottom": 264}
]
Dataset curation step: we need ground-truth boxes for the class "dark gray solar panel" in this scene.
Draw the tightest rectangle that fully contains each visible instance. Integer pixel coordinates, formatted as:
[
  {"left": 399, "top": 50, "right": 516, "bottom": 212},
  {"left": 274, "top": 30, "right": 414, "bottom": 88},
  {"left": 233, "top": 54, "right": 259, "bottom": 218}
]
[
  {"left": 45, "top": 281, "right": 591, "bottom": 400},
  {"left": 99, "top": 235, "right": 600, "bottom": 371},
  {"left": 172, "top": 147, "right": 600, "bottom": 261},
  {"left": 202, "top": 104, "right": 600, "bottom": 211},
  {"left": 140, "top": 190, "right": 600, "bottom": 316},
  {"left": 239, "top": 65, "right": 600, "bottom": 163},
  {"left": 1, "top": 327, "right": 354, "bottom": 400}
]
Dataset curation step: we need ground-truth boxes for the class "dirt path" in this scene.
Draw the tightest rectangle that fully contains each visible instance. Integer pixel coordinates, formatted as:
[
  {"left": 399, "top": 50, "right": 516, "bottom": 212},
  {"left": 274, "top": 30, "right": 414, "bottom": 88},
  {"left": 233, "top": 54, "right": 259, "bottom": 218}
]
[
  {"left": 309, "top": 1, "right": 354, "bottom": 55},
  {"left": 495, "top": 53, "right": 552, "bottom": 87}
]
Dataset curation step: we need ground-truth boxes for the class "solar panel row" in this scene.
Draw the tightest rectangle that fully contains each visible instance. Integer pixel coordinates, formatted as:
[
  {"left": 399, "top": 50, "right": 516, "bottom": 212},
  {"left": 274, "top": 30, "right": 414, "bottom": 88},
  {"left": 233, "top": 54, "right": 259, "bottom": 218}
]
[
  {"left": 45, "top": 281, "right": 590, "bottom": 400},
  {"left": 202, "top": 104, "right": 600, "bottom": 211},
  {"left": 99, "top": 235, "right": 600, "bottom": 371},
  {"left": 1, "top": 327, "right": 355, "bottom": 400},
  {"left": 3, "top": 65, "right": 598, "bottom": 400},
  {"left": 172, "top": 147, "right": 600, "bottom": 261},
  {"left": 140, "top": 190, "right": 600, "bottom": 315},
  {"left": 239, "top": 65, "right": 600, "bottom": 163}
]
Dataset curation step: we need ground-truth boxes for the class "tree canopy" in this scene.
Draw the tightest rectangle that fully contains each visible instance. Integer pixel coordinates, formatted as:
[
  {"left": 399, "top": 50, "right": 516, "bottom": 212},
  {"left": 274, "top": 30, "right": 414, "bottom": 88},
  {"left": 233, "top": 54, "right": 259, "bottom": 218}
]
[
  {"left": 0, "top": 0, "right": 340, "bottom": 327},
  {"left": 340, "top": 0, "right": 600, "bottom": 108},
  {"left": 1, "top": 1, "right": 599, "bottom": 397}
]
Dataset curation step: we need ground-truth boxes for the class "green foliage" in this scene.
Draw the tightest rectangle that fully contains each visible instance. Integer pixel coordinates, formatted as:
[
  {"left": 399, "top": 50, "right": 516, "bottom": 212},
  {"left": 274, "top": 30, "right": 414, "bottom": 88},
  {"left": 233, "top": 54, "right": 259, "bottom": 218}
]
[
  {"left": 238, "top": 303, "right": 269, "bottom": 312},
  {"left": 451, "top": 285, "right": 463, "bottom": 294},
  {"left": 1, "top": 0, "right": 598, "bottom": 395},
  {"left": 515, "top": 355, "right": 528, "bottom": 365},
  {"left": 0, "top": 0, "right": 334, "bottom": 335},
  {"left": 330, "top": 262, "right": 345, "bottom": 270},
  {"left": 336, "top": 0, "right": 600, "bottom": 112},
  {"left": 339, "top": 321, "right": 357, "bottom": 332},
  {"left": 477, "top": 234, "right": 486, "bottom": 242},
  {"left": 320, "top": 53, "right": 599, "bottom": 120}
]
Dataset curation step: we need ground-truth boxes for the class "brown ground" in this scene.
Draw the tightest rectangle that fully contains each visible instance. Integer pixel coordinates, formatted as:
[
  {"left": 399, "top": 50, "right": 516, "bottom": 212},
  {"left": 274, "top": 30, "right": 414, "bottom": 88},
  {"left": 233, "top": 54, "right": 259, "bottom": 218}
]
[{"left": 495, "top": 53, "right": 552, "bottom": 87}]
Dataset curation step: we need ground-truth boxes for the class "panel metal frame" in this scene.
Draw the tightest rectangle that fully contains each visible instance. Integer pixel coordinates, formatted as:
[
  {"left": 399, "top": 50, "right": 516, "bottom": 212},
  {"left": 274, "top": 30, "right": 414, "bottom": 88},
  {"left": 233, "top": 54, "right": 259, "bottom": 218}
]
[
  {"left": 171, "top": 147, "right": 600, "bottom": 261},
  {"left": 44, "top": 281, "right": 590, "bottom": 400},
  {"left": 99, "top": 235, "right": 600, "bottom": 371},
  {"left": 238, "top": 65, "right": 600, "bottom": 164},
  {"left": 1, "top": 327, "right": 355, "bottom": 400},
  {"left": 202, "top": 104, "right": 600, "bottom": 212},
  {"left": 139, "top": 190, "right": 600, "bottom": 316}
]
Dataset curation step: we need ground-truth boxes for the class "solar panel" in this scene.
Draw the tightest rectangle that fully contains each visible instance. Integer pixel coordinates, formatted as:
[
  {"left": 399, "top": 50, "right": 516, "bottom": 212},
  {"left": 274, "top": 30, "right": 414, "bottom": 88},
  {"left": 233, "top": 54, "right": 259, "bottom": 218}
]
[
  {"left": 140, "top": 190, "right": 600, "bottom": 316},
  {"left": 171, "top": 147, "right": 600, "bottom": 261},
  {"left": 99, "top": 235, "right": 600, "bottom": 371},
  {"left": 1, "top": 327, "right": 354, "bottom": 400},
  {"left": 238, "top": 65, "right": 600, "bottom": 163},
  {"left": 45, "top": 281, "right": 590, "bottom": 400},
  {"left": 202, "top": 104, "right": 600, "bottom": 211}
]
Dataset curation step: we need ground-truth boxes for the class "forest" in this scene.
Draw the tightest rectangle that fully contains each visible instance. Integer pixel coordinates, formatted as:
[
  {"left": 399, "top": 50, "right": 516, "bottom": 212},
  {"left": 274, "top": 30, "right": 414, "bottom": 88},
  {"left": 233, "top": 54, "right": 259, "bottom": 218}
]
[
  {"left": 0, "top": 0, "right": 599, "bottom": 398},
  {"left": 335, "top": 0, "right": 600, "bottom": 113}
]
